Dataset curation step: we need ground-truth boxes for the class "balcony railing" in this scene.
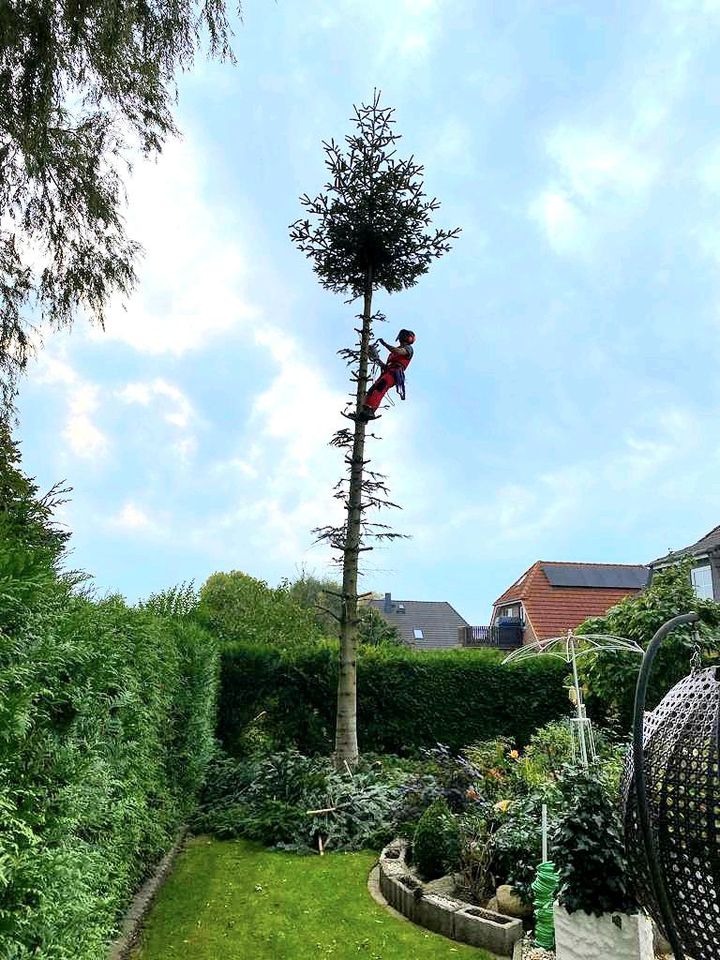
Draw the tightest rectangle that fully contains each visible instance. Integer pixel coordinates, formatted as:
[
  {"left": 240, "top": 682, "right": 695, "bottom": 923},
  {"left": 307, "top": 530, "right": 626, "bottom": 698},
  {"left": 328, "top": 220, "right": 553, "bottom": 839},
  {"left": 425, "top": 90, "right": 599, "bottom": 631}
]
[{"left": 459, "top": 624, "right": 523, "bottom": 650}]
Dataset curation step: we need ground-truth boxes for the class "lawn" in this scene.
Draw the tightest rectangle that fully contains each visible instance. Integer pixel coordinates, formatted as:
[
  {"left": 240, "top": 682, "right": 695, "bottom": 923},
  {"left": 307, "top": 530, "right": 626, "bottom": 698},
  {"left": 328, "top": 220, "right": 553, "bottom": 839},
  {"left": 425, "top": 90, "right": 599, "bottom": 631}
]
[{"left": 131, "top": 837, "right": 491, "bottom": 960}]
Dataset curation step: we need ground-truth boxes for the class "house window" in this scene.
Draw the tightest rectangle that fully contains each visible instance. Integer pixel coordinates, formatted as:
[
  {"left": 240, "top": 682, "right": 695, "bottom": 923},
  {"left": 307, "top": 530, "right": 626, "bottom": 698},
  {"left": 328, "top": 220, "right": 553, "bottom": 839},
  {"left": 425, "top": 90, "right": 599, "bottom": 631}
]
[
  {"left": 500, "top": 605, "right": 521, "bottom": 619},
  {"left": 691, "top": 565, "right": 714, "bottom": 600},
  {"left": 413, "top": 628, "right": 424, "bottom": 640}
]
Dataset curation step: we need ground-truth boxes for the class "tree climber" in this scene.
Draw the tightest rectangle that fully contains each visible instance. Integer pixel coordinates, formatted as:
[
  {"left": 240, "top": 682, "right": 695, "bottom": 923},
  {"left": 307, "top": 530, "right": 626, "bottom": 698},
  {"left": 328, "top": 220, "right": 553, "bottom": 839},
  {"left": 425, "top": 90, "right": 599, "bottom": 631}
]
[{"left": 356, "top": 329, "right": 415, "bottom": 421}]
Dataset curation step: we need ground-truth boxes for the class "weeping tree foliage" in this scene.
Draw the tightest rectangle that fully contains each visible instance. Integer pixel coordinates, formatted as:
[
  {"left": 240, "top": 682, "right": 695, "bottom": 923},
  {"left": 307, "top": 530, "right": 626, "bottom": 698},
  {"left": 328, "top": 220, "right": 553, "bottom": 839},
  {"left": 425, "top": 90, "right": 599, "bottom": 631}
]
[
  {"left": 0, "top": 0, "right": 239, "bottom": 410},
  {"left": 290, "top": 91, "right": 459, "bottom": 767}
]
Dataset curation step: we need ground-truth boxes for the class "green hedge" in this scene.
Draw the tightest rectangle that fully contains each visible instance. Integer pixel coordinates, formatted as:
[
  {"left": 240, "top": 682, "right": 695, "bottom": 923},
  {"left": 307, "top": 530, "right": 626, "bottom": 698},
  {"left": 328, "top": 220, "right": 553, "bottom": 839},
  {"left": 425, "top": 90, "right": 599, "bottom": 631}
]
[
  {"left": 218, "top": 642, "right": 570, "bottom": 755},
  {"left": 0, "top": 530, "right": 219, "bottom": 959}
]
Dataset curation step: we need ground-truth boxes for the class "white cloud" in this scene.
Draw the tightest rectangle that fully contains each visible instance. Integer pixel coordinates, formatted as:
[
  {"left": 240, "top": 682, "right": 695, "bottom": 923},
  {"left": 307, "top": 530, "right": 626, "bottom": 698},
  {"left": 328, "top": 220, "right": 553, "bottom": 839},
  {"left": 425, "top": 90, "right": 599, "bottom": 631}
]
[
  {"left": 98, "top": 136, "right": 259, "bottom": 355},
  {"left": 545, "top": 129, "right": 657, "bottom": 204},
  {"left": 529, "top": 189, "right": 588, "bottom": 258},
  {"left": 110, "top": 501, "right": 158, "bottom": 534},
  {"left": 530, "top": 128, "right": 658, "bottom": 257},
  {"left": 117, "top": 378, "right": 195, "bottom": 431},
  {"left": 34, "top": 353, "right": 109, "bottom": 461},
  {"left": 64, "top": 384, "right": 108, "bottom": 460}
]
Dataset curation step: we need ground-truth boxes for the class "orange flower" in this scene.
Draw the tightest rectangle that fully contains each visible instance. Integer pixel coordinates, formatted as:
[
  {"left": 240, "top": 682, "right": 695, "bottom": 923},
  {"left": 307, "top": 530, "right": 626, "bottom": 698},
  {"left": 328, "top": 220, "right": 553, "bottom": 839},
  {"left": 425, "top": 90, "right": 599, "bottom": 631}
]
[
  {"left": 509, "top": 749, "right": 520, "bottom": 761},
  {"left": 466, "top": 786, "right": 480, "bottom": 800}
]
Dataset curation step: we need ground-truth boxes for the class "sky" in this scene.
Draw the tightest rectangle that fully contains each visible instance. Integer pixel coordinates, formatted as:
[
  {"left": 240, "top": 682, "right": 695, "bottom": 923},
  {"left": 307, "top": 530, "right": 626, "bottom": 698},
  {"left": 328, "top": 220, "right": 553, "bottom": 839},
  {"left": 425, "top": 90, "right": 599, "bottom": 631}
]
[{"left": 15, "top": 0, "right": 720, "bottom": 624}]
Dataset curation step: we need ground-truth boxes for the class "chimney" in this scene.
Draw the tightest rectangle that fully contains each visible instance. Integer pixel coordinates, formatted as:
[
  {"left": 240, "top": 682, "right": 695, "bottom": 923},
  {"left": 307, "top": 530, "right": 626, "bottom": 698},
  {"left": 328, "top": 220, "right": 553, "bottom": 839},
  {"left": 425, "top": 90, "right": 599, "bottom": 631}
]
[{"left": 384, "top": 592, "right": 392, "bottom": 613}]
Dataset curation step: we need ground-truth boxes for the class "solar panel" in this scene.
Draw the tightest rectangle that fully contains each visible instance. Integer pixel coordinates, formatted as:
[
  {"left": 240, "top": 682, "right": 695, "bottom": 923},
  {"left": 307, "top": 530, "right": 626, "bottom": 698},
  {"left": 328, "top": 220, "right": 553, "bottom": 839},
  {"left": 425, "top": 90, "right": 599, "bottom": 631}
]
[{"left": 542, "top": 564, "right": 649, "bottom": 589}]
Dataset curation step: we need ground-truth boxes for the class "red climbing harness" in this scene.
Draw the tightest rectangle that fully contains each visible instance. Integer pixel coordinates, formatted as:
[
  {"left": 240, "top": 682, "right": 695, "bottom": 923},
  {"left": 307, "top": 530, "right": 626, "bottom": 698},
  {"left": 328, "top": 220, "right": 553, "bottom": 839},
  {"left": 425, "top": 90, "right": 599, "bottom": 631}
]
[{"left": 362, "top": 330, "right": 415, "bottom": 416}]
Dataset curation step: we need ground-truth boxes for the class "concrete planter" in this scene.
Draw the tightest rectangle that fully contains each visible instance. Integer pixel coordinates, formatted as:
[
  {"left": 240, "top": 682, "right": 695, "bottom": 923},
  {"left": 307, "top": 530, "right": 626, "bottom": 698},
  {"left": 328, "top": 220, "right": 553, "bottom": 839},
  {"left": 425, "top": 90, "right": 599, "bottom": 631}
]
[
  {"left": 378, "top": 842, "right": 523, "bottom": 958},
  {"left": 553, "top": 903, "right": 654, "bottom": 960}
]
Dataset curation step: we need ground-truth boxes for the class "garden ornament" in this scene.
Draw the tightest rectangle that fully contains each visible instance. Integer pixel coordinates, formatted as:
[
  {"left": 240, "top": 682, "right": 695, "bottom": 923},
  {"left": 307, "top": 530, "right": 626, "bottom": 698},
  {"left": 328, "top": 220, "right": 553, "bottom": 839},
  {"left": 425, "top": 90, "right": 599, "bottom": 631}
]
[
  {"left": 623, "top": 611, "right": 720, "bottom": 960},
  {"left": 503, "top": 630, "right": 643, "bottom": 769}
]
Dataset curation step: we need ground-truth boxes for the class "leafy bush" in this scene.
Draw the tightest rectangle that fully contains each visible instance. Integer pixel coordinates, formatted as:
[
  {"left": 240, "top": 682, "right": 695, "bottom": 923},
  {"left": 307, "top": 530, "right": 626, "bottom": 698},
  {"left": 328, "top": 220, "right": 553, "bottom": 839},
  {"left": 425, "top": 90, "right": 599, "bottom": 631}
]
[
  {"left": 0, "top": 438, "right": 219, "bottom": 958},
  {"left": 552, "top": 769, "right": 636, "bottom": 916},
  {"left": 198, "top": 570, "right": 326, "bottom": 648},
  {"left": 193, "top": 749, "right": 406, "bottom": 852},
  {"left": 413, "top": 798, "right": 462, "bottom": 881},
  {"left": 218, "top": 642, "right": 570, "bottom": 756},
  {"left": 457, "top": 813, "right": 496, "bottom": 903},
  {"left": 578, "top": 559, "right": 720, "bottom": 729},
  {"left": 492, "top": 793, "right": 549, "bottom": 905},
  {"left": 0, "top": 577, "right": 220, "bottom": 959}
]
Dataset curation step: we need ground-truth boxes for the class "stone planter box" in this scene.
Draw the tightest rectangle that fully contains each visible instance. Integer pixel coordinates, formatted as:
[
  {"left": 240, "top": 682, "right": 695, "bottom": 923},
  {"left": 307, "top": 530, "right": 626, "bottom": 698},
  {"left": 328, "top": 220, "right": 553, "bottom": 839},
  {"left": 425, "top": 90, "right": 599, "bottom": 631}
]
[
  {"left": 378, "top": 842, "right": 523, "bottom": 958},
  {"left": 553, "top": 903, "right": 655, "bottom": 960}
]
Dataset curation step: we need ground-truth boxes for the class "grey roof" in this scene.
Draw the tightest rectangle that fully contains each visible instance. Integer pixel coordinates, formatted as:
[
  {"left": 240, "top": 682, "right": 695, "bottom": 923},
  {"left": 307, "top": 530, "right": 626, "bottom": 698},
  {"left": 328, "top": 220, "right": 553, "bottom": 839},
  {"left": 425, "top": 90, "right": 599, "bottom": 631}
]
[
  {"left": 542, "top": 563, "right": 649, "bottom": 590},
  {"left": 650, "top": 524, "right": 720, "bottom": 566},
  {"left": 368, "top": 597, "right": 469, "bottom": 649}
]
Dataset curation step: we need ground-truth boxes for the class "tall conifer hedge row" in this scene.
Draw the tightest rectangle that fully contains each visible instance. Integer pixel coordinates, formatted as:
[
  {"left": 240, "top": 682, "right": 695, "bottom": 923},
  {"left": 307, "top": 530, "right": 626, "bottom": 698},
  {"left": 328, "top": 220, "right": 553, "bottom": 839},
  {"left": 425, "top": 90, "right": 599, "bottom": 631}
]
[
  {"left": 0, "top": 533, "right": 218, "bottom": 959},
  {"left": 218, "top": 642, "right": 570, "bottom": 755}
]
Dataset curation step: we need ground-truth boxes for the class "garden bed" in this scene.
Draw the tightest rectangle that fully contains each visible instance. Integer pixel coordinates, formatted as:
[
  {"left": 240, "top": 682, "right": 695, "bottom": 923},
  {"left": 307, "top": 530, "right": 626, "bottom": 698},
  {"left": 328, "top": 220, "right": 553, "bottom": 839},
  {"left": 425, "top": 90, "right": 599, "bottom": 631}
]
[{"left": 378, "top": 840, "right": 524, "bottom": 958}]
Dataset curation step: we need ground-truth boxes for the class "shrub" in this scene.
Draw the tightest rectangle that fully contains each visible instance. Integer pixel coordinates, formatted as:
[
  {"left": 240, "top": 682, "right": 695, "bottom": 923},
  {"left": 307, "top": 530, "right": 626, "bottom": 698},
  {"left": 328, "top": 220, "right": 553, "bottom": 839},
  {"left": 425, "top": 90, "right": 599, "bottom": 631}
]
[
  {"left": 0, "top": 442, "right": 219, "bottom": 960},
  {"left": 551, "top": 769, "right": 636, "bottom": 916},
  {"left": 457, "top": 813, "right": 496, "bottom": 904},
  {"left": 197, "top": 570, "right": 325, "bottom": 648},
  {"left": 578, "top": 559, "right": 720, "bottom": 729},
  {"left": 217, "top": 642, "right": 570, "bottom": 756},
  {"left": 413, "top": 798, "right": 462, "bottom": 881}
]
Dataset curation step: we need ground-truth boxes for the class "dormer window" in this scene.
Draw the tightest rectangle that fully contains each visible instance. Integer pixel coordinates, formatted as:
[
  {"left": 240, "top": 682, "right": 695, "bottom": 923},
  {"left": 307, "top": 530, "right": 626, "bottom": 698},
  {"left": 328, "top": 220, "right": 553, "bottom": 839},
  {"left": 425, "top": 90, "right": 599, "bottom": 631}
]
[{"left": 691, "top": 565, "right": 713, "bottom": 600}]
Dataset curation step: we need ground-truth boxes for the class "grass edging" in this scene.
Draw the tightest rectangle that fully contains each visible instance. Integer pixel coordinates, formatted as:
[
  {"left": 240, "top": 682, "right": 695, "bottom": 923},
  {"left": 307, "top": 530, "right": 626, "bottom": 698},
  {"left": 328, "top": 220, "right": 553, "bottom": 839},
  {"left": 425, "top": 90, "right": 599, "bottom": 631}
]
[{"left": 108, "top": 828, "right": 188, "bottom": 960}]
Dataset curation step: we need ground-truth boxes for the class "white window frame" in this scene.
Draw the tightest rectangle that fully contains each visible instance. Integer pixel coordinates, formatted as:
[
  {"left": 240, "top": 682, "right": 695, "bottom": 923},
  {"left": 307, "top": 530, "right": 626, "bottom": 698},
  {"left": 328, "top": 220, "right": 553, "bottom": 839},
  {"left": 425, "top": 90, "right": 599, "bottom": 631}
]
[
  {"left": 691, "top": 564, "right": 714, "bottom": 600},
  {"left": 413, "top": 628, "right": 424, "bottom": 640}
]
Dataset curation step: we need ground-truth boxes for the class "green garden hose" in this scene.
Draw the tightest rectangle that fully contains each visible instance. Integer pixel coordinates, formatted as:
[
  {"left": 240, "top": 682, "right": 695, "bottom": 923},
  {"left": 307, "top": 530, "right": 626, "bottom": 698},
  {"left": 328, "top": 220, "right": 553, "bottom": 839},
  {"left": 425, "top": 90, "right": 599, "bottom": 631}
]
[{"left": 532, "top": 861, "right": 560, "bottom": 950}]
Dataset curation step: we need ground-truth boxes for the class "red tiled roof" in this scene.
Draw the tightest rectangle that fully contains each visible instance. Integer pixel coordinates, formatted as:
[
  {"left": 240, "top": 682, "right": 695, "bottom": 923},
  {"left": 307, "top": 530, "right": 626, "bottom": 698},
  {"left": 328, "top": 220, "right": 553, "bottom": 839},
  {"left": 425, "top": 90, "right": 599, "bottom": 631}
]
[{"left": 493, "top": 561, "right": 646, "bottom": 641}]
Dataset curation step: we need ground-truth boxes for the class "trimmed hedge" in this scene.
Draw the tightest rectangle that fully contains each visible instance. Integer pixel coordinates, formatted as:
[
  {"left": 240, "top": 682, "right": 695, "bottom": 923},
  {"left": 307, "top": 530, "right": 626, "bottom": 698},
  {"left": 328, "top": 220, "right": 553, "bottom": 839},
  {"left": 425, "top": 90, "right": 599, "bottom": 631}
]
[
  {"left": 218, "top": 642, "right": 570, "bottom": 755},
  {"left": 0, "top": 531, "right": 219, "bottom": 959}
]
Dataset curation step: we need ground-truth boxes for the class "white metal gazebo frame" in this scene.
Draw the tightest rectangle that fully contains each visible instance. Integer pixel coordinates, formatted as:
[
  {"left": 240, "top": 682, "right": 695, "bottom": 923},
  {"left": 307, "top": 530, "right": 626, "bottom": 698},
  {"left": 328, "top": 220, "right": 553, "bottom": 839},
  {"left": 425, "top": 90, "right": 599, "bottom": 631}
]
[{"left": 502, "top": 630, "right": 644, "bottom": 767}]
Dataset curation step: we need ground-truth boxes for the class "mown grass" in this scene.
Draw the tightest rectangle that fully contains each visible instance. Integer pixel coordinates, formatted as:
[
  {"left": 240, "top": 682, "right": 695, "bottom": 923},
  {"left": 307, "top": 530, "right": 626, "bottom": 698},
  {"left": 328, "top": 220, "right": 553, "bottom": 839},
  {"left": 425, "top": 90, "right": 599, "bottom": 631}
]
[{"left": 131, "top": 837, "right": 491, "bottom": 960}]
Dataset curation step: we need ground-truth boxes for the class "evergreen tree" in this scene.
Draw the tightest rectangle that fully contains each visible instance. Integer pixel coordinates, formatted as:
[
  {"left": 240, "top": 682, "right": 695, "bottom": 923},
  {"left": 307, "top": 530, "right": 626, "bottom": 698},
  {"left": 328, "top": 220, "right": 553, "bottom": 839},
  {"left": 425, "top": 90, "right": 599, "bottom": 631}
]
[
  {"left": 290, "top": 91, "right": 459, "bottom": 766},
  {"left": 0, "top": 0, "right": 239, "bottom": 410}
]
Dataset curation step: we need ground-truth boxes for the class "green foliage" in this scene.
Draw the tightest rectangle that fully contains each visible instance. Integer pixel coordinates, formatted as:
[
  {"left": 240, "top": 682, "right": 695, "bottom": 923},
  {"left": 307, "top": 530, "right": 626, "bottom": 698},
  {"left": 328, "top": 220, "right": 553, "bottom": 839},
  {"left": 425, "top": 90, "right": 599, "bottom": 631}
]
[
  {"left": 412, "top": 798, "right": 461, "bottom": 881},
  {"left": 289, "top": 91, "right": 460, "bottom": 298},
  {"left": 0, "top": 0, "right": 238, "bottom": 409},
  {"left": 357, "top": 604, "right": 403, "bottom": 646},
  {"left": 492, "top": 793, "right": 548, "bottom": 905},
  {"left": 286, "top": 571, "right": 343, "bottom": 638},
  {"left": 0, "top": 424, "right": 69, "bottom": 562},
  {"left": 552, "top": 769, "right": 636, "bottom": 916},
  {"left": 0, "top": 442, "right": 219, "bottom": 957},
  {"left": 141, "top": 581, "right": 199, "bottom": 619},
  {"left": 193, "top": 750, "right": 406, "bottom": 852},
  {"left": 457, "top": 813, "right": 496, "bottom": 903},
  {"left": 217, "top": 643, "right": 571, "bottom": 757},
  {"left": 198, "top": 571, "right": 325, "bottom": 648},
  {"left": 578, "top": 560, "right": 720, "bottom": 728}
]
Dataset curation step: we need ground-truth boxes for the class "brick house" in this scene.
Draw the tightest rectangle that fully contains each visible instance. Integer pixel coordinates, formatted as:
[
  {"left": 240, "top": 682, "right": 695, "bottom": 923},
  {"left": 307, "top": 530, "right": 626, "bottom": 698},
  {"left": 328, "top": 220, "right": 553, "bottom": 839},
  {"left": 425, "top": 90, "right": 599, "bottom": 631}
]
[
  {"left": 489, "top": 561, "right": 650, "bottom": 644},
  {"left": 649, "top": 523, "right": 720, "bottom": 601}
]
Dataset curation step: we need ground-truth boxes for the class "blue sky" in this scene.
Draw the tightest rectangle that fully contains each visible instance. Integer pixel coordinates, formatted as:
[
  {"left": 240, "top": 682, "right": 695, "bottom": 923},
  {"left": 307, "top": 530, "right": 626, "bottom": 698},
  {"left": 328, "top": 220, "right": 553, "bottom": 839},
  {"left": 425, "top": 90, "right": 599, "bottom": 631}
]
[{"left": 16, "top": 0, "right": 720, "bottom": 624}]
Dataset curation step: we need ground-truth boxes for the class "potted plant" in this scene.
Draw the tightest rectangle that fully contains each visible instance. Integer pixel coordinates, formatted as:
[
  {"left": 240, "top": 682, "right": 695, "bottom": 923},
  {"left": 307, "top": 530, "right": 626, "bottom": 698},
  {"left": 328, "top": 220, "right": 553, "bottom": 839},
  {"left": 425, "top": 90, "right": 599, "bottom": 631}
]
[{"left": 551, "top": 769, "right": 654, "bottom": 960}]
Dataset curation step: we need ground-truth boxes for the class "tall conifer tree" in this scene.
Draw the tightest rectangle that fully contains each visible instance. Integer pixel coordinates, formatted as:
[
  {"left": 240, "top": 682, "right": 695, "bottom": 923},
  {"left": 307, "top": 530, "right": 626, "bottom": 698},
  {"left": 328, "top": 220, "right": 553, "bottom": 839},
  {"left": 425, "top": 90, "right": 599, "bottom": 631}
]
[{"left": 291, "top": 92, "right": 459, "bottom": 767}]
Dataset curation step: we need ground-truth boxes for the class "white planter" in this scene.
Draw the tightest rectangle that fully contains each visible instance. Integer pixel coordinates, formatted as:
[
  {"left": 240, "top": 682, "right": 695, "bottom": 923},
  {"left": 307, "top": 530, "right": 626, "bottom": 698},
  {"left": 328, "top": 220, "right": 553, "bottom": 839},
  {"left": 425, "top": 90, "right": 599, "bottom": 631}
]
[{"left": 553, "top": 903, "right": 654, "bottom": 960}]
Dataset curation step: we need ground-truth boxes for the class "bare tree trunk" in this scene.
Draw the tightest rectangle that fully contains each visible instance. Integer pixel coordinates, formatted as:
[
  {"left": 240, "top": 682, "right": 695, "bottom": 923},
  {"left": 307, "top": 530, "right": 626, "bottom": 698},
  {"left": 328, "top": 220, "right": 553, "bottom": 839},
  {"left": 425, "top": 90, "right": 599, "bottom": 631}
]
[{"left": 335, "top": 268, "right": 373, "bottom": 768}]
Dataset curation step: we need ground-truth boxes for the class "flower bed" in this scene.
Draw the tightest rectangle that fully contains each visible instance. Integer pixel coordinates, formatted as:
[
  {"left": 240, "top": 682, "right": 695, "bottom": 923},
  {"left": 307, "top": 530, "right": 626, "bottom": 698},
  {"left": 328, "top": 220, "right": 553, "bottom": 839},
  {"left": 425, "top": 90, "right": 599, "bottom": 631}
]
[{"left": 378, "top": 840, "right": 524, "bottom": 958}]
